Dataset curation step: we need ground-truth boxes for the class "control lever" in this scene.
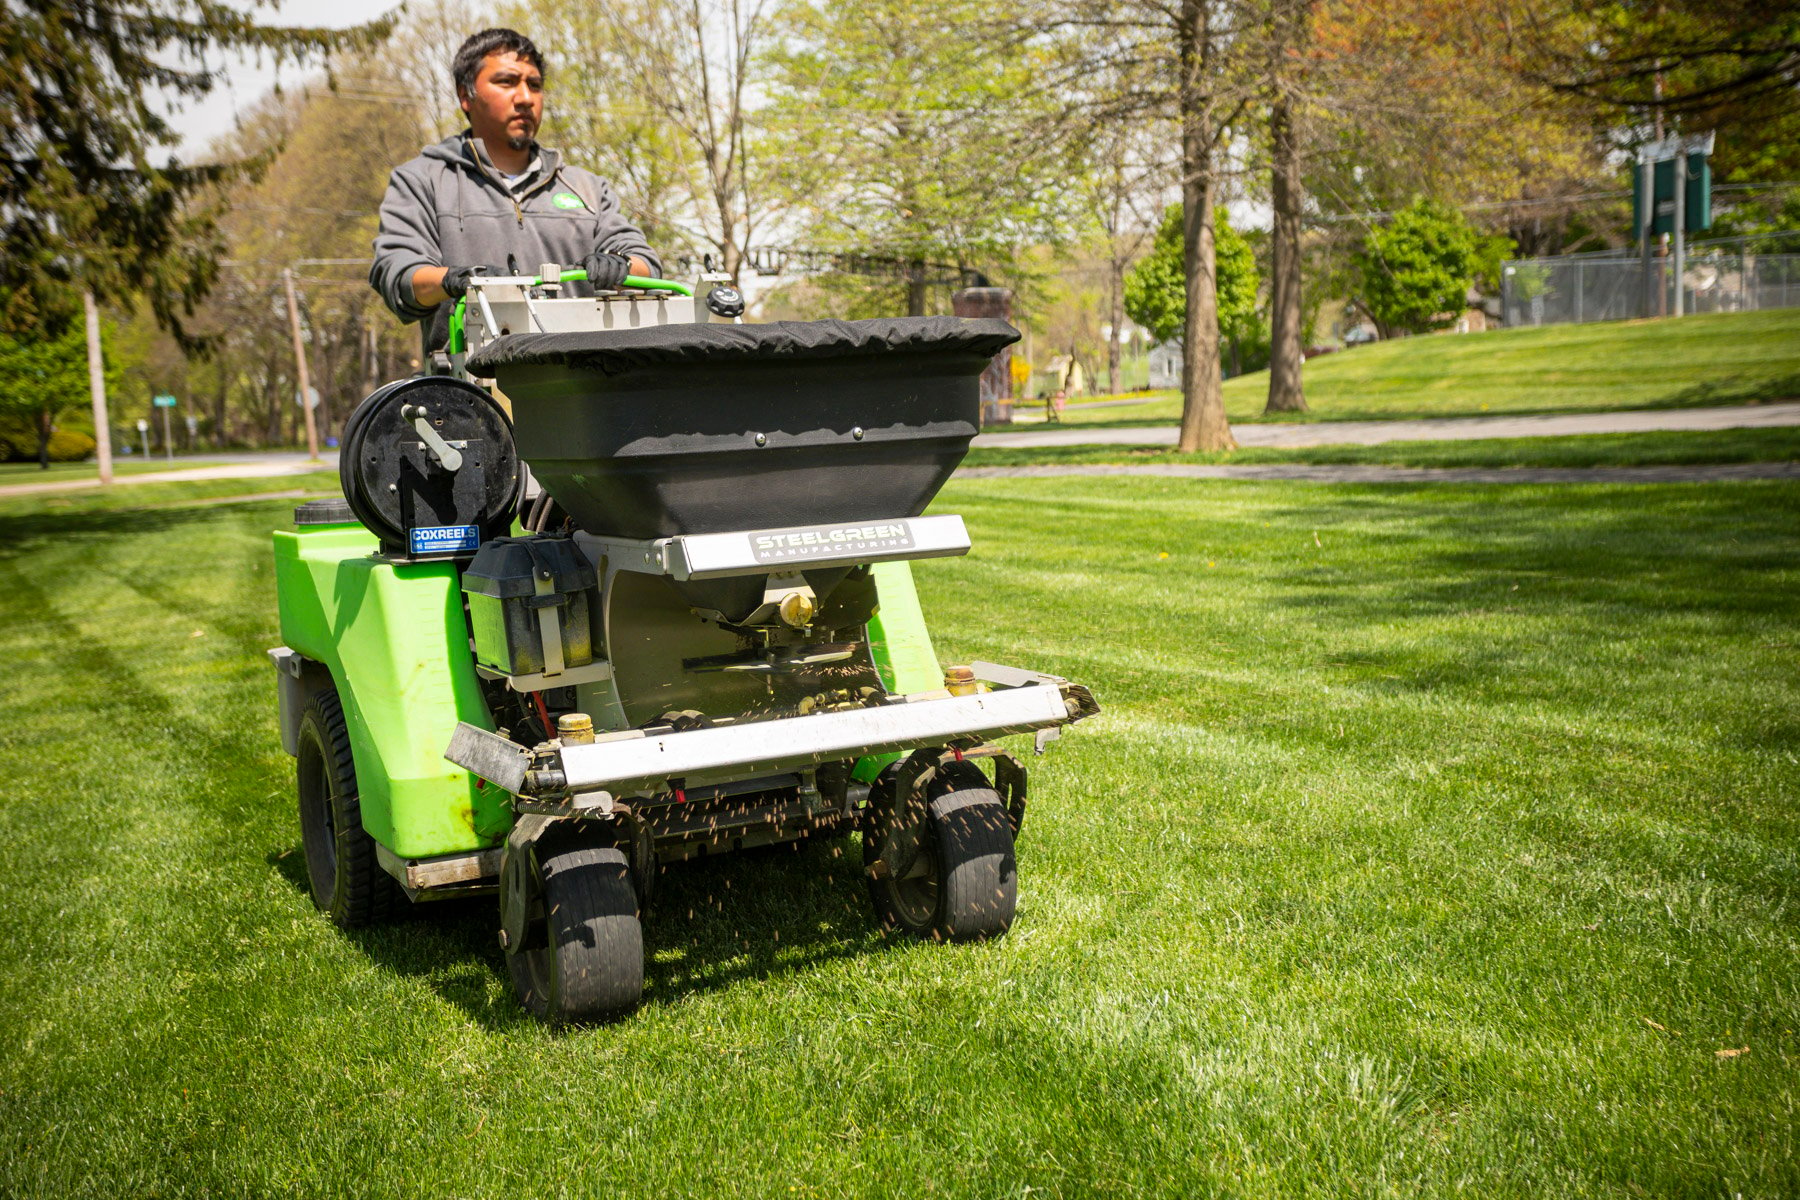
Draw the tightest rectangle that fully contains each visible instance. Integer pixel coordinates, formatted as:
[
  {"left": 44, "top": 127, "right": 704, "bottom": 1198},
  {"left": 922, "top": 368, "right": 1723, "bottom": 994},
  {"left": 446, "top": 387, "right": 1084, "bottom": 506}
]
[{"left": 399, "top": 404, "right": 464, "bottom": 471}]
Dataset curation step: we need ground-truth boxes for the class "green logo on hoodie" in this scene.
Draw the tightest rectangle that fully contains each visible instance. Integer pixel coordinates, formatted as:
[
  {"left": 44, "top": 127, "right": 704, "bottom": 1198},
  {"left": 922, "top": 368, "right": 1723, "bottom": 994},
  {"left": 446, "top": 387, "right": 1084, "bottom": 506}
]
[{"left": 552, "top": 192, "right": 586, "bottom": 211}]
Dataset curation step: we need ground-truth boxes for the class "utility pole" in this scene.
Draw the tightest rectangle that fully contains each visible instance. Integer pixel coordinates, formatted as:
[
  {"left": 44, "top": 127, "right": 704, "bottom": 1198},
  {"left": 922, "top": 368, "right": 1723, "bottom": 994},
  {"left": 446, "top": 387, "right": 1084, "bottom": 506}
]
[
  {"left": 83, "top": 289, "right": 114, "bottom": 485},
  {"left": 282, "top": 267, "right": 322, "bottom": 462}
]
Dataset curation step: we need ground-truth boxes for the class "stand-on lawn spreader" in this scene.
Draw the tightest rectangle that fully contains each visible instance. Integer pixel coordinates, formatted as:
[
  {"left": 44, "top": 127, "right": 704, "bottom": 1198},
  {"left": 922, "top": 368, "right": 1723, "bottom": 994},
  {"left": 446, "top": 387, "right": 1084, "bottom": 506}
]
[{"left": 270, "top": 267, "right": 1099, "bottom": 1023}]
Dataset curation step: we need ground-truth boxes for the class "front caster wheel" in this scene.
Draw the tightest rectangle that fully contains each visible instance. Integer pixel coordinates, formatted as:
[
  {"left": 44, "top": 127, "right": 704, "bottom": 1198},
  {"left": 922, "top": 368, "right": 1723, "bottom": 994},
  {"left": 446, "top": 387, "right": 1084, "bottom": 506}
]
[
  {"left": 507, "top": 845, "right": 644, "bottom": 1024},
  {"left": 867, "top": 762, "right": 1018, "bottom": 942}
]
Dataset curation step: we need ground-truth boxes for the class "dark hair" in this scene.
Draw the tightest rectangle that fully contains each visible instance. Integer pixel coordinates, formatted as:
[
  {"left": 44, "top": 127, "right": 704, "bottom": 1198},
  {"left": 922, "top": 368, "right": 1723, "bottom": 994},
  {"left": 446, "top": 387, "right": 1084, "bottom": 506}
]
[{"left": 452, "top": 29, "right": 544, "bottom": 99}]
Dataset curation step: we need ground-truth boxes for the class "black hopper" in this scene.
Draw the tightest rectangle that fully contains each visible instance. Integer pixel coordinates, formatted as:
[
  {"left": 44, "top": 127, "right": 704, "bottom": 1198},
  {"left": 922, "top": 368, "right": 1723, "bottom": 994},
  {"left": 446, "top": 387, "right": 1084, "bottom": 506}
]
[{"left": 468, "top": 316, "right": 1020, "bottom": 539}]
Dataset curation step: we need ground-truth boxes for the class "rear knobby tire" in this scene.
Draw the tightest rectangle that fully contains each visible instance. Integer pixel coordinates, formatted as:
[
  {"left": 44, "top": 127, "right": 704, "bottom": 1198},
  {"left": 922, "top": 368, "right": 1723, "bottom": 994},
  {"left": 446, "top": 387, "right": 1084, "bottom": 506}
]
[
  {"left": 295, "top": 688, "right": 405, "bottom": 928},
  {"left": 508, "top": 845, "right": 644, "bottom": 1024},
  {"left": 867, "top": 762, "right": 1017, "bottom": 942}
]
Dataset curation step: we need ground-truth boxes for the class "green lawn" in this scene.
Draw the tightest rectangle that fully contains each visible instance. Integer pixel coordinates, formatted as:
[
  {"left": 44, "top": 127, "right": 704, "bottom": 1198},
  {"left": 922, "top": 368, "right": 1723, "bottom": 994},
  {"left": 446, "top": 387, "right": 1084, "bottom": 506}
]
[
  {"left": 964, "top": 425, "right": 1800, "bottom": 470},
  {"left": 1001, "top": 307, "right": 1800, "bottom": 428},
  {"left": 1, "top": 476, "right": 1796, "bottom": 1196}
]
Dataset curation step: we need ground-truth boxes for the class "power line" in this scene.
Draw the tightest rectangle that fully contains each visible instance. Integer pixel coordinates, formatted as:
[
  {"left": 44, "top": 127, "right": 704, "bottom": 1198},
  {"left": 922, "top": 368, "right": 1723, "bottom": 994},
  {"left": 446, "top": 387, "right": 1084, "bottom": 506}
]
[{"left": 1314, "top": 190, "right": 1632, "bottom": 224}]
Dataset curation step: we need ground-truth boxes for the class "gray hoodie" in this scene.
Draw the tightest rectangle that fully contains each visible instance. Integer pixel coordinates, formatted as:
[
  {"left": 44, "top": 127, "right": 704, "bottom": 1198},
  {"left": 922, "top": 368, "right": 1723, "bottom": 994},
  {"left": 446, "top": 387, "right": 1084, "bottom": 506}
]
[{"left": 369, "top": 132, "right": 663, "bottom": 350}]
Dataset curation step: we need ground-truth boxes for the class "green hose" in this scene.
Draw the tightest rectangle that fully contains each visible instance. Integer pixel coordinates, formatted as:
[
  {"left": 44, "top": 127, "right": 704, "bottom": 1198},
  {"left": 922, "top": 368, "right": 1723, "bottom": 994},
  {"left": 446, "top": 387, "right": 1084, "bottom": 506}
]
[{"left": 448, "top": 271, "right": 697, "bottom": 354}]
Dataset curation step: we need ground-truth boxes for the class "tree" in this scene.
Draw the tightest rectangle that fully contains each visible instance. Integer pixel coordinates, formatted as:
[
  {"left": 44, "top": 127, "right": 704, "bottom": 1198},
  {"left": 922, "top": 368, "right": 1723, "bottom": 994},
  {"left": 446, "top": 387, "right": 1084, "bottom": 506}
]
[
  {"left": 106, "top": 57, "right": 435, "bottom": 453},
  {"left": 767, "top": 0, "right": 1086, "bottom": 315},
  {"left": 0, "top": 292, "right": 120, "bottom": 464},
  {"left": 1299, "top": 2, "right": 1611, "bottom": 261},
  {"left": 1124, "top": 203, "right": 1259, "bottom": 364},
  {"left": 1082, "top": 125, "right": 1169, "bottom": 393},
  {"left": 212, "top": 82, "right": 423, "bottom": 441},
  {"left": 0, "top": 0, "right": 388, "bottom": 336},
  {"left": 1506, "top": 1, "right": 1800, "bottom": 187},
  {"left": 1351, "top": 197, "right": 1482, "bottom": 336},
  {"left": 1262, "top": 0, "right": 1315, "bottom": 413},
  {"left": 374, "top": 0, "right": 490, "bottom": 141},
  {"left": 1513, "top": 1, "right": 1800, "bottom": 122},
  {"left": 526, "top": 0, "right": 779, "bottom": 278},
  {"left": 1062, "top": 0, "right": 1261, "bottom": 450}
]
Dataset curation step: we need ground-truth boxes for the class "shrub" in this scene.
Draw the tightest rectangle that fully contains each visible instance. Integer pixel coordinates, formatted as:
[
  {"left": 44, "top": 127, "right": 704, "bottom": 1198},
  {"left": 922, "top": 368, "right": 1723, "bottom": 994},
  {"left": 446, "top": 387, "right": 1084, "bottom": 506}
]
[
  {"left": 1353, "top": 197, "right": 1482, "bottom": 336},
  {"left": 45, "top": 430, "right": 96, "bottom": 461},
  {"left": 1124, "top": 204, "right": 1260, "bottom": 348}
]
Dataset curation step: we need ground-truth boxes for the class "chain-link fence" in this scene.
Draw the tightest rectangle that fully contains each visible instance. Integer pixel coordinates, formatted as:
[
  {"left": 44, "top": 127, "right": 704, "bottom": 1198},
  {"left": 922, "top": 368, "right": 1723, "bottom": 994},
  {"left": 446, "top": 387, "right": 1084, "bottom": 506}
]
[{"left": 1501, "top": 238, "right": 1800, "bottom": 328}]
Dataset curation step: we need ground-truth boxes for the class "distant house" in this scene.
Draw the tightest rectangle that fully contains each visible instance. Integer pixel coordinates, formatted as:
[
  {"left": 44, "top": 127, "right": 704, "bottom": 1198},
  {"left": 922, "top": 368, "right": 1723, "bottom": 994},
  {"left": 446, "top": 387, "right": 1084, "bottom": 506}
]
[
  {"left": 1043, "top": 354, "right": 1088, "bottom": 396},
  {"left": 1147, "top": 341, "right": 1182, "bottom": 389}
]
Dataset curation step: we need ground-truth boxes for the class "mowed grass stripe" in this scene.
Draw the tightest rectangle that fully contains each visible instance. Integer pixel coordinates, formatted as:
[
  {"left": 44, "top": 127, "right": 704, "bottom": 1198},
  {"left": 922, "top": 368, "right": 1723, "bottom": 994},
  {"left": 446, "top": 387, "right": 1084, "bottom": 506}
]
[
  {"left": 0, "top": 479, "right": 1795, "bottom": 1196},
  {"left": 926, "top": 478, "right": 1799, "bottom": 1189},
  {"left": 0, "top": 506, "right": 543, "bottom": 1194}
]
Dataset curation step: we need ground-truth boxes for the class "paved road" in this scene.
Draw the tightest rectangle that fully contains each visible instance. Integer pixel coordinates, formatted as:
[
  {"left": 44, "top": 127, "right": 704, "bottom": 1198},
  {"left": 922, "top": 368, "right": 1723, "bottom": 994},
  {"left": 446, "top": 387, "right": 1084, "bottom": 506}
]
[
  {"left": 959, "top": 462, "right": 1800, "bottom": 484},
  {"left": 973, "top": 401, "right": 1800, "bottom": 449}
]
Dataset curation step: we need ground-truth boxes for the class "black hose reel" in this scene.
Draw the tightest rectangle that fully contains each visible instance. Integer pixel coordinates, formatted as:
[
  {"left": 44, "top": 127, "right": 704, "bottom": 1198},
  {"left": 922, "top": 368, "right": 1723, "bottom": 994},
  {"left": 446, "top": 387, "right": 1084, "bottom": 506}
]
[{"left": 339, "top": 377, "right": 524, "bottom": 560}]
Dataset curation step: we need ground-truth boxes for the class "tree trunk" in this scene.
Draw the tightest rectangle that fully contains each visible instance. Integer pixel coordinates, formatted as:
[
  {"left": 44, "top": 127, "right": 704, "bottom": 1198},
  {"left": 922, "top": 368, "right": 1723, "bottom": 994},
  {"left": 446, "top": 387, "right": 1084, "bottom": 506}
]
[
  {"left": 266, "top": 368, "right": 284, "bottom": 446},
  {"left": 35, "top": 405, "right": 52, "bottom": 469},
  {"left": 1176, "top": 0, "right": 1234, "bottom": 454},
  {"left": 1265, "top": 90, "right": 1309, "bottom": 414},
  {"left": 362, "top": 318, "right": 380, "bottom": 408},
  {"left": 906, "top": 261, "right": 928, "bottom": 317},
  {"left": 1107, "top": 271, "right": 1124, "bottom": 393},
  {"left": 211, "top": 370, "right": 227, "bottom": 449}
]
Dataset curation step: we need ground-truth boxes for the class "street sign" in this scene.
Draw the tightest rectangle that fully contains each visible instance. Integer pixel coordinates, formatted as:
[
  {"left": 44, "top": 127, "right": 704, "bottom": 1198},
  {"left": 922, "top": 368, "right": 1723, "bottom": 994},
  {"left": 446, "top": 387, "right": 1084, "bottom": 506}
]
[
  {"left": 1633, "top": 132, "right": 1713, "bottom": 237},
  {"left": 135, "top": 419, "right": 149, "bottom": 431},
  {"left": 153, "top": 394, "right": 177, "bottom": 408},
  {"left": 295, "top": 386, "right": 320, "bottom": 410}
]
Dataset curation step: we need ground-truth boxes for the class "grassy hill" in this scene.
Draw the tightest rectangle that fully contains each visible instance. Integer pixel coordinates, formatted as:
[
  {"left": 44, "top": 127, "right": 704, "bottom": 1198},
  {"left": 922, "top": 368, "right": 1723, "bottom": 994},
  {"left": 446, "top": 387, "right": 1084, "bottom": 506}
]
[{"left": 1031, "top": 308, "right": 1800, "bottom": 427}]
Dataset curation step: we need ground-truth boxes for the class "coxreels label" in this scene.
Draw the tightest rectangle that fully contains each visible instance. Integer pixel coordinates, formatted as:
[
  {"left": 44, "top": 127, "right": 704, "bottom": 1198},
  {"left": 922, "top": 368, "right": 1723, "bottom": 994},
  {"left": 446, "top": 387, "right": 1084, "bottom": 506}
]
[{"left": 409, "top": 525, "right": 480, "bottom": 555}]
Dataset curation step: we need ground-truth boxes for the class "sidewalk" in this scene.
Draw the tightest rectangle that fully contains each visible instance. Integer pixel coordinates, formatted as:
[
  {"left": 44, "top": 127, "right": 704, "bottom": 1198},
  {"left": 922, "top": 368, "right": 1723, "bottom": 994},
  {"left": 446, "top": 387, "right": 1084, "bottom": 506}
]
[
  {"left": 0, "top": 453, "right": 337, "bottom": 499},
  {"left": 972, "top": 401, "right": 1800, "bottom": 449}
]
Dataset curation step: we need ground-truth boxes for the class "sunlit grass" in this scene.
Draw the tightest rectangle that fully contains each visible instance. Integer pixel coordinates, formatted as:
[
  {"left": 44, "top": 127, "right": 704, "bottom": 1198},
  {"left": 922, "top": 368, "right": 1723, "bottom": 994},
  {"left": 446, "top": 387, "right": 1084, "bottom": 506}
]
[
  {"left": 0, "top": 474, "right": 1794, "bottom": 1196},
  {"left": 995, "top": 308, "right": 1800, "bottom": 429}
]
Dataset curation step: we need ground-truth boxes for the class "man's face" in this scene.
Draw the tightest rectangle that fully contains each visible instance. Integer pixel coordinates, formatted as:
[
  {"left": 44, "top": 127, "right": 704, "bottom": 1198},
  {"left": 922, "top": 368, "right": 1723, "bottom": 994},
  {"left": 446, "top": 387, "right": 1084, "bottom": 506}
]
[{"left": 460, "top": 51, "right": 543, "bottom": 151}]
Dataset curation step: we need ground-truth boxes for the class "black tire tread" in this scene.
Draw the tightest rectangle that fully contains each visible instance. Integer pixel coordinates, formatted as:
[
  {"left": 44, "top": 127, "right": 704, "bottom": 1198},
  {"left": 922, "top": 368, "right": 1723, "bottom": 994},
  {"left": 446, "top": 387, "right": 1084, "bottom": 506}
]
[
  {"left": 865, "top": 760, "right": 1017, "bottom": 942},
  {"left": 930, "top": 787, "right": 1017, "bottom": 941},
  {"left": 510, "top": 845, "right": 643, "bottom": 1023},
  {"left": 298, "top": 688, "right": 406, "bottom": 928}
]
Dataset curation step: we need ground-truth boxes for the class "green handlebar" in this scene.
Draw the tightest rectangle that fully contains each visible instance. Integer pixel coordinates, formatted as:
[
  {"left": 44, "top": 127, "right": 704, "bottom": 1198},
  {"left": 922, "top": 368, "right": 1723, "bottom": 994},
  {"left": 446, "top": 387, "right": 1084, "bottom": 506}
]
[
  {"left": 558, "top": 269, "right": 695, "bottom": 297},
  {"left": 448, "top": 272, "right": 698, "bottom": 354}
]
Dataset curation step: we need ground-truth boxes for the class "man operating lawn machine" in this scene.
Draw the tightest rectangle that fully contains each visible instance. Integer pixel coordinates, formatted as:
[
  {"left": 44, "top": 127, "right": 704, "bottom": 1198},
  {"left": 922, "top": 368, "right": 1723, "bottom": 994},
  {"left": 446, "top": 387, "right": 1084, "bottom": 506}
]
[{"left": 267, "top": 30, "right": 1098, "bottom": 1025}]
